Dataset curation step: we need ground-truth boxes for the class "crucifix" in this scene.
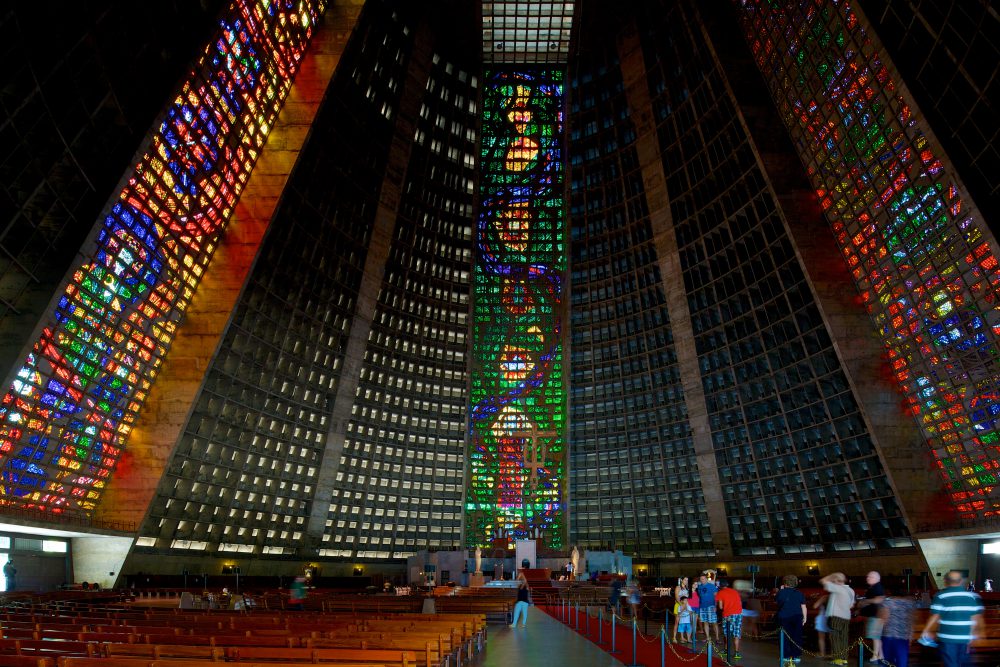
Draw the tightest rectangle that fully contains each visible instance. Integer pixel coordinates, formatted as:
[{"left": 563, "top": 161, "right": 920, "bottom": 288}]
[{"left": 523, "top": 425, "right": 556, "bottom": 486}]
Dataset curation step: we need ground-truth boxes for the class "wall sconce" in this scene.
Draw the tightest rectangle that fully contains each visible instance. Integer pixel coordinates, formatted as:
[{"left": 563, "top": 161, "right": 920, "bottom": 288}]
[
  {"left": 807, "top": 565, "right": 820, "bottom": 576},
  {"left": 353, "top": 566, "right": 363, "bottom": 576},
  {"left": 717, "top": 567, "right": 728, "bottom": 577}
]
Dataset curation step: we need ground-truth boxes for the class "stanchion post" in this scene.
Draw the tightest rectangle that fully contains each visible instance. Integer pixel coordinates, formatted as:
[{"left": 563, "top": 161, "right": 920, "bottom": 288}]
[
  {"left": 629, "top": 618, "right": 639, "bottom": 667},
  {"left": 859, "top": 642, "right": 865, "bottom": 667},
  {"left": 707, "top": 638, "right": 713, "bottom": 665},
  {"left": 599, "top": 608, "right": 604, "bottom": 645},
  {"left": 779, "top": 629, "right": 784, "bottom": 664},
  {"left": 576, "top": 602, "right": 580, "bottom": 630},
  {"left": 661, "top": 626, "right": 665, "bottom": 667},
  {"left": 611, "top": 612, "right": 619, "bottom": 654}
]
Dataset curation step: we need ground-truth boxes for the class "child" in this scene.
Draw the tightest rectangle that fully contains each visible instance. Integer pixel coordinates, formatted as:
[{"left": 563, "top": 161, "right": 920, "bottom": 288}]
[{"left": 677, "top": 595, "right": 693, "bottom": 642}]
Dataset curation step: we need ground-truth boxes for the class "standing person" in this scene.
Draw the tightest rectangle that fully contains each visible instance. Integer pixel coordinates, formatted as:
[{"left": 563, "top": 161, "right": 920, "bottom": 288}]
[
  {"left": 857, "top": 571, "right": 886, "bottom": 664},
  {"left": 676, "top": 595, "right": 694, "bottom": 642},
  {"left": 920, "top": 570, "right": 984, "bottom": 667},
  {"left": 608, "top": 576, "right": 624, "bottom": 615},
  {"left": 985, "top": 578, "right": 993, "bottom": 593},
  {"left": 2, "top": 559, "right": 15, "bottom": 591},
  {"left": 743, "top": 592, "right": 763, "bottom": 639},
  {"left": 878, "top": 586, "right": 915, "bottom": 667},
  {"left": 510, "top": 575, "right": 531, "bottom": 628},
  {"left": 627, "top": 579, "right": 642, "bottom": 619},
  {"left": 716, "top": 579, "right": 743, "bottom": 660},
  {"left": 697, "top": 574, "right": 720, "bottom": 643},
  {"left": 289, "top": 575, "right": 307, "bottom": 610},
  {"left": 688, "top": 581, "right": 701, "bottom": 637},
  {"left": 775, "top": 575, "right": 807, "bottom": 665},
  {"left": 820, "top": 572, "right": 855, "bottom": 666},
  {"left": 674, "top": 576, "right": 690, "bottom": 601},
  {"left": 673, "top": 577, "right": 690, "bottom": 642},
  {"left": 813, "top": 594, "right": 831, "bottom": 657}
]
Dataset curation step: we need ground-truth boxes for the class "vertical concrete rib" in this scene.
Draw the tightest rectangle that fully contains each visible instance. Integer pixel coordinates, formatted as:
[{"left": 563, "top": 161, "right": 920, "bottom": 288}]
[{"left": 617, "top": 22, "right": 734, "bottom": 559}]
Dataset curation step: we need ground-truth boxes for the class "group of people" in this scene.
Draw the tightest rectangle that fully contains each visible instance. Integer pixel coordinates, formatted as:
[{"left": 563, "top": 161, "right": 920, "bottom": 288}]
[
  {"left": 511, "top": 565, "right": 986, "bottom": 666},
  {"left": 668, "top": 573, "right": 747, "bottom": 661},
  {"left": 774, "top": 569, "right": 983, "bottom": 667},
  {"left": 606, "top": 576, "right": 644, "bottom": 620}
]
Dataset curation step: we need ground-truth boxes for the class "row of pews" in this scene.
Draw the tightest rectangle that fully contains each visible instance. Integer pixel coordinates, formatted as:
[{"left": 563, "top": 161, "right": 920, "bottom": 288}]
[{"left": 0, "top": 596, "right": 494, "bottom": 667}]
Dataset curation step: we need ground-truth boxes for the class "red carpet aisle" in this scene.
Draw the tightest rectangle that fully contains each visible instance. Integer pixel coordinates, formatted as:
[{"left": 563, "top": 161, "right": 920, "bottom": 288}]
[
  {"left": 539, "top": 604, "right": 723, "bottom": 667},
  {"left": 538, "top": 606, "right": 836, "bottom": 667}
]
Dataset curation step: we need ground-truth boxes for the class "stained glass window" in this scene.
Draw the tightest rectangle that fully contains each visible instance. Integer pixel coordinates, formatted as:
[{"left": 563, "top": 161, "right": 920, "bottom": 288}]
[
  {"left": 467, "top": 70, "right": 567, "bottom": 549},
  {"left": 0, "top": 0, "right": 324, "bottom": 516},
  {"left": 737, "top": 0, "right": 1000, "bottom": 519}
]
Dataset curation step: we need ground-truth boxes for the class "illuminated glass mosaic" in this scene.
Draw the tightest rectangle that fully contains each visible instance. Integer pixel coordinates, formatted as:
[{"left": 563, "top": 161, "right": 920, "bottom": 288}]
[
  {"left": 467, "top": 70, "right": 566, "bottom": 549},
  {"left": 738, "top": 0, "right": 1000, "bottom": 519},
  {"left": 0, "top": 0, "right": 324, "bottom": 515}
]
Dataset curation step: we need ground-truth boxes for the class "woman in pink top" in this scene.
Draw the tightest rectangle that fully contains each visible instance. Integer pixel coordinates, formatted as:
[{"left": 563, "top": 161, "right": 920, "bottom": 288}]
[{"left": 688, "top": 580, "right": 701, "bottom": 640}]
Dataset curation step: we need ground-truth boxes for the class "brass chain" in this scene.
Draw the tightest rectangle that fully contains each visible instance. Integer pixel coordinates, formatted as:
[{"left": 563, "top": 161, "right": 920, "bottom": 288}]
[
  {"left": 778, "top": 627, "right": 875, "bottom": 661},
  {"left": 667, "top": 638, "right": 711, "bottom": 663}
]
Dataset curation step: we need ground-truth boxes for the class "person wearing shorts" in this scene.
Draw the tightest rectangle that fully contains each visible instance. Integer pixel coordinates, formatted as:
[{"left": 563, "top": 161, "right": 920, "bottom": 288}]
[
  {"left": 697, "top": 574, "right": 720, "bottom": 643},
  {"left": 716, "top": 579, "right": 743, "bottom": 660},
  {"left": 676, "top": 596, "right": 693, "bottom": 642}
]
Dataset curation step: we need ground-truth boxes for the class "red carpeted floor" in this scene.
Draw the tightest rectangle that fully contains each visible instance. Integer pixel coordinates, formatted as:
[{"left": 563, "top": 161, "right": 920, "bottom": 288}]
[{"left": 539, "top": 604, "right": 726, "bottom": 667}]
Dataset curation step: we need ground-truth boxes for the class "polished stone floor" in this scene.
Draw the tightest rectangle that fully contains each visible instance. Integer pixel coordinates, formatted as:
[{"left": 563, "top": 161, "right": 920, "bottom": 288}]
[{"left": 474, "top": 606, "right": 627, "bottom": 667}]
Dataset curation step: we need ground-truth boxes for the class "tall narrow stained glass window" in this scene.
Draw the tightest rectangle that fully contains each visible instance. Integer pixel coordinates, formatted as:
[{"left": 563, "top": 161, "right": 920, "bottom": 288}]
[
  {"left": 0, "top": 0, "right": 324, "bottom": 515},
  {"left": 737, "top": 0, "right": 1000, "bottom": 519},
  {"left": 467, "top": 70, "right": 567, "bottom": 549}
]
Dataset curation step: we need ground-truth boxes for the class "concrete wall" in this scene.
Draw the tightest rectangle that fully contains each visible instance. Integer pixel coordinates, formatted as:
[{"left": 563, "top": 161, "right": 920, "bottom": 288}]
[
  {"left": 919, "top": 538, "right": 980, "bottom": 588},
  {"left": 72, "top": 536, "right": 134, "bottom": 591}
]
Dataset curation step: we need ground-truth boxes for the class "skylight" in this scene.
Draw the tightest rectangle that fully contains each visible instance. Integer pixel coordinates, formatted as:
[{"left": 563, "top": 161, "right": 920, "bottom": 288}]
[{"left": 482, "top": 1, "right": 576, "bottom": 64}]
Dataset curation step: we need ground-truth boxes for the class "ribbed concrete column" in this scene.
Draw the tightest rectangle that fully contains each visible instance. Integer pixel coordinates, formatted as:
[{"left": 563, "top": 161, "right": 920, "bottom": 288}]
[
  {"left": 306, "top": 19, "right": 434, "bottom": 538},
  {"left": 617, "top": 23, "right": 734, "bottom": 559},
  {"left": 95, "top": 3, "right": 364, "bottom": 530}
]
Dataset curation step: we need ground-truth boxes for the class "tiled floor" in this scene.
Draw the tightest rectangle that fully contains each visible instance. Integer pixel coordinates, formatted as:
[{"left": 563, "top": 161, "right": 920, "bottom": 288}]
[{"left": 474, "top": 607, "right": 627, "bottom": 666}]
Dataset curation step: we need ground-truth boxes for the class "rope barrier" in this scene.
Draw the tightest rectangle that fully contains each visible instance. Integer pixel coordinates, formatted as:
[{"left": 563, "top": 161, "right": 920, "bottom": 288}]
[
  {"left": 554, "top": 597, "right": 916, "bottom": 667},
  {"left": 774, "top": 626, "right": 902, "bottom": 666}
]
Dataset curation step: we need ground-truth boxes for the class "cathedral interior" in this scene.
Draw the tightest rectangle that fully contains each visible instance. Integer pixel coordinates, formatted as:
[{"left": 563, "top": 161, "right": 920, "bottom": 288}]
[{"left": 0, "top": 0, "right": 999, "bottom": 592}]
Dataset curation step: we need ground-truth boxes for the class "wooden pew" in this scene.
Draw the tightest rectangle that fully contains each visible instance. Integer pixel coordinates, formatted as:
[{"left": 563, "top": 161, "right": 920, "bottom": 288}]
[
  {"left": 364, "top": 620, "right": 468, "bottom": 663},
  {"left": 359, "top": 638, "right": 441, "bottom": 667},
  {"left": 61, "top": 660, "right": 388, "bottom": 667},
  {"left": 310, "top": 630, "right": 452, "bottom": 663},
  {"left": 224, "top": 646, "right": 416, "bottom": 667},
  {"left": 0, "top": 656, "right": 55, "bottom": 667},
  {"left": 104, "top": 644, "right": 224, "bottom": 660},
  {"left": 0, "top": 640, "right": 96, "bottom": 659}
]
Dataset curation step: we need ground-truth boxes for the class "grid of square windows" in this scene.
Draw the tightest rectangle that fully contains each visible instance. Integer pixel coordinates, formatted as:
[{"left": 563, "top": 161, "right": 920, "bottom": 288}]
[
  {"left": 568, "top": 42, "right": 713, "bottom": 559},
  {"left": 643, "top": 0, "right": 909, "bottom": 555},
  {"left": 328, "top": 53, "right": 477, "bottom": 558}
]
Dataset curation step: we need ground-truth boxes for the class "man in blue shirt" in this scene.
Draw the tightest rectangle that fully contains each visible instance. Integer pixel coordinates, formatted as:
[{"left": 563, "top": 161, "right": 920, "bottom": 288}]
[
  {"left": 921, "top": 570, "right": 984, "bottom": 667},
  {"left": 697, "top": 573, "right": 720, "bottom": 643}
]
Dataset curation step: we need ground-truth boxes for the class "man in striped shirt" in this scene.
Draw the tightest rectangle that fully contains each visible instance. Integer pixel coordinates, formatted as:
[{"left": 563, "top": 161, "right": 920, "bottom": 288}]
[{"left": 920, "top": 570, "right": 984, "bottom": 667}]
